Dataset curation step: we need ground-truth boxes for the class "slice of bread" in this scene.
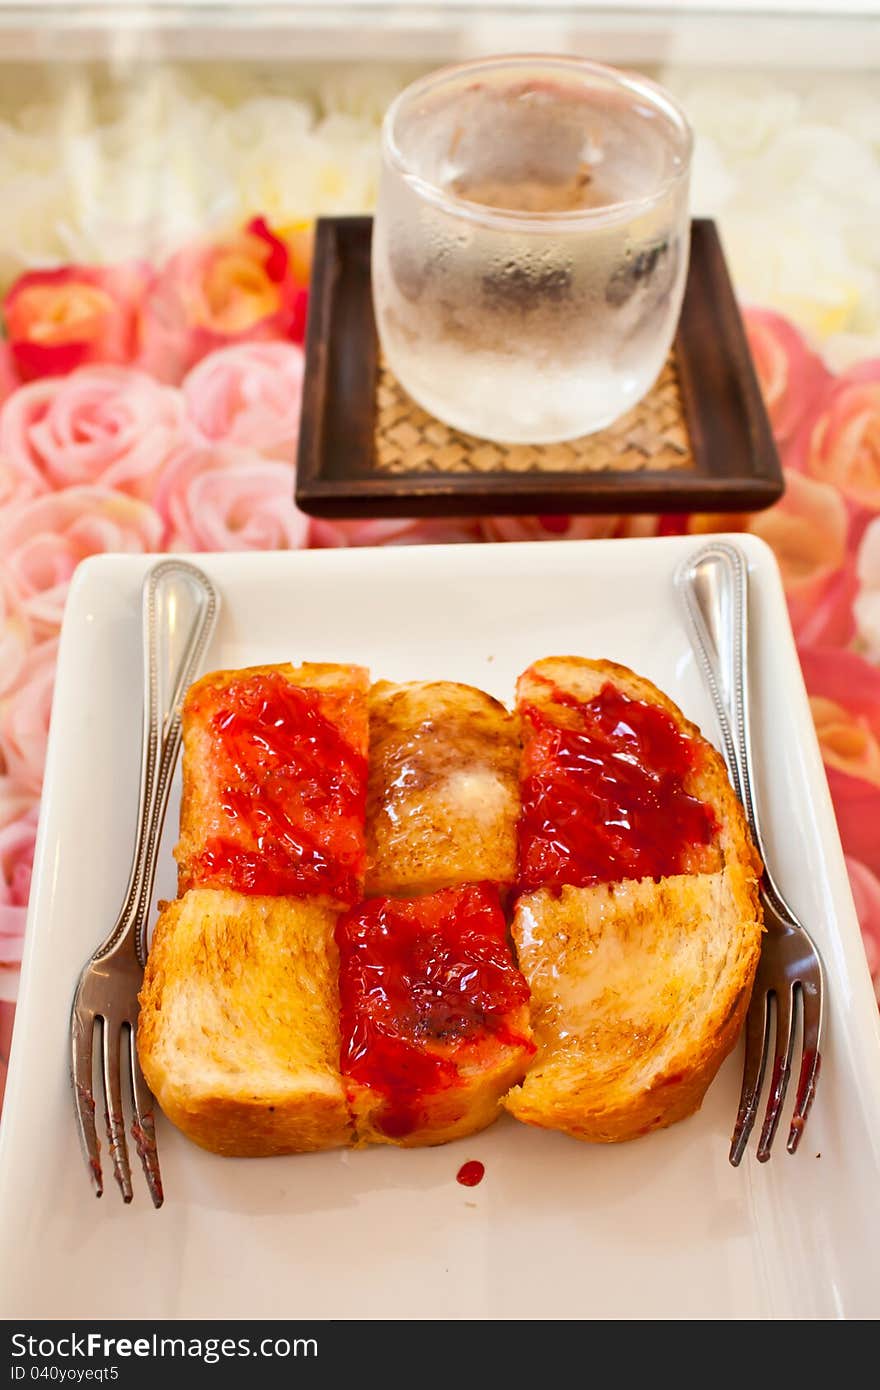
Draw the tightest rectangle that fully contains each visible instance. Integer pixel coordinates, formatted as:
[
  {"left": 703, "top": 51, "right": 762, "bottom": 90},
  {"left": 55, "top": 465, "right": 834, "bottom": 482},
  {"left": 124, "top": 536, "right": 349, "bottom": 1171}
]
[
  {"left": 176, "top": 662, "right": 369, "bottom": 908},
  {"left": 336, "top": 883, "right": 535, "bottom": 1147},
  {"left": 137, "top": 888, "right": 351, "bottom": 1156},
  {"left": 366, "top": 680, "right": 519, "bottom": 897},
  {"left": 504, "top": 656, "right": 763, "bottom": 1143}
]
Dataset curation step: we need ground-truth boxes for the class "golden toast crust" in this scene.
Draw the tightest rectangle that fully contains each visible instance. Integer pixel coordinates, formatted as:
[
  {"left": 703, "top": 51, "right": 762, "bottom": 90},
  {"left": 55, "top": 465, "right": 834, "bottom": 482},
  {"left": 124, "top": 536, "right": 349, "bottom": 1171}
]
[{"left": 137, "top": 889, "right": 351, "bottom": 1156}]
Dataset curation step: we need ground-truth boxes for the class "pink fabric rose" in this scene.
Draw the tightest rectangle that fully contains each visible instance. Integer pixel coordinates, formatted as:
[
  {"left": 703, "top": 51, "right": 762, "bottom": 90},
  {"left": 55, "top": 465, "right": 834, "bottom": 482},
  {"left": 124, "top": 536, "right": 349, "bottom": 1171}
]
[
  {"left": 155, "top": 445, "right": 308, "bottom": 552},
  {"left": 0, "top": 1000, "right": 15, "bottom": 1106},
  {"left": 139, "top": 217, "right": 307, "bottom": 384},
  {"left": 0, "top": 639, "right": 58, "bottom": 796},
  {"left": 854, "top": 516, "right": 880, "bottom": 659},
  {"left": 845, "top": 857, "right": 880, "bottom": 1003},
  {"left": 800, "top": 360, "right": 880, "bottom": 511},
  {"left": 743, "top": 307, "right": 832, "bottom": 448},
  {"left": 309, "top": 517, "right": 483, "bottom": 548},
  {"left": 748, "top": 469, "right": 857, "bottom": 646},
  {"left": 182, "top": 341, "right": 304, "bottom": 462},
  {"left": 0, "top": 571, "right": 33, "bottom": 700},
  {"left": 0, "top": 800, "right": 39, "bottom": 967},
  {"left": 480, "top": 515, "right": 621, "bottom": 543},
  {"left": 0, "top": 365, "right": 186, "bottom": 501},
  {"left": 0, "top": 486, "right": 163, "bottom": 635}
]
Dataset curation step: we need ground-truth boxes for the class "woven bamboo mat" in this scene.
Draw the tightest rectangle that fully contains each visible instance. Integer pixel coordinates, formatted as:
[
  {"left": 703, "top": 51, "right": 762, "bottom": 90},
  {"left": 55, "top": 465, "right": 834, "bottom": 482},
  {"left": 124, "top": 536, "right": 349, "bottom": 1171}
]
[{"left": 373, "top": 352, "right": 693, "bottom": 476}]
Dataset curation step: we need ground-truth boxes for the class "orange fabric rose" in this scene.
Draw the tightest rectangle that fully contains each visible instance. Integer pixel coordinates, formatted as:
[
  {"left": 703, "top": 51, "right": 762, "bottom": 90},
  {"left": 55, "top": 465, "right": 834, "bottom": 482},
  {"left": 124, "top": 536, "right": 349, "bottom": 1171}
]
[
  {"left": 799, "top": 646, "right": 880, "bottom": 877},
  {"left": 805, "top": 361, "right": 880, "bottom": 512},
  {"left": 2, "top": 263, "right": 150, "bottom": 381},
  {"left": 748, "top": 469, "right": 857, "bottom": 645},
  {"left": 139, "top": 217, "right": 307, "bottom": 383},
  {"left": 743, "top": 307, "right": 831, "bottom": 447}
]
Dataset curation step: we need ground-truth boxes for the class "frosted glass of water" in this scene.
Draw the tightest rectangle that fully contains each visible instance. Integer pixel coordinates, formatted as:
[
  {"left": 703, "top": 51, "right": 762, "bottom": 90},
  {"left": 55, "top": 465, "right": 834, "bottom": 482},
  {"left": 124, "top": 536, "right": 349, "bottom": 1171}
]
[{"left": 372, "top": 55, "right": 693, "bottom": 445}]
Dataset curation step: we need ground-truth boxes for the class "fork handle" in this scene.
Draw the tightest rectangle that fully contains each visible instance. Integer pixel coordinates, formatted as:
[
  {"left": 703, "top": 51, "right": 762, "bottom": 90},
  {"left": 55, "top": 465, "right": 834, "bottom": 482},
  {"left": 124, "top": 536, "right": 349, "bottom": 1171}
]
[
  {"left": 94, "top": 560, "right": 219, "bottom": 966},
  {"left": 674, "top": 540, "right": 787, "bottom": 913}
]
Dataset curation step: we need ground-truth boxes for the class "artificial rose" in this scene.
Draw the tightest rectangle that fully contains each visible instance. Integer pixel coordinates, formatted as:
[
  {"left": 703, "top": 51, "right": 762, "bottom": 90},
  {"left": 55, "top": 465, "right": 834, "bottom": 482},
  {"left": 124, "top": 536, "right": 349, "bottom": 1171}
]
[
  {"left": 0, "top": 1000, "right": 14, "bottom": 1106},
  {"left": 0, "top": 344, "right": 18, "bottom": 409},
  {"left": 2, "top": 262, "right": 150, "bottom": 382},
  {"left": 0, "top": 365, "right": 186, "bottom": 501},
  {"left": 854, "top": 515, "right": 880, "bottom": 659},
  {"left": 0, "top": 639, "right": 58, "bottom": 796},
  {"left": 309, "top": 516, "right": 483, "bottom": 547},
  {"left": 182, "top": 341, "right": 304, "bottom": 461},
  {"left": 803, "top": 360, "right": 880, "bottom": 511},
  {"left": 748, "top": 469, "right": 856, "bottom": 646},
  {"left": 845, "top": 857, "right": 880, "bottom": 1003},
  {"left": 155, "top": 445, "right": 308, "bottom": 552},
  {"left": 0, "top": 801, "right": 39, "bottom": 968},
  {"left": 743, "top": 307, "right": 832, "bottom": 447},
  {"left": 0, "top": 572, "right": 33, "bottom": 700},
  {"left": 140, "top": 217, "right": 307, "bottom": 383},
  {"left": 480, "top": 515, "right": 621, "bottom": 543},
  {"left": 799, "top": 646, "right": 880, "bottom": 876},
  {"left": 0, "top": 486, "right": 163, "bottom": 635}
]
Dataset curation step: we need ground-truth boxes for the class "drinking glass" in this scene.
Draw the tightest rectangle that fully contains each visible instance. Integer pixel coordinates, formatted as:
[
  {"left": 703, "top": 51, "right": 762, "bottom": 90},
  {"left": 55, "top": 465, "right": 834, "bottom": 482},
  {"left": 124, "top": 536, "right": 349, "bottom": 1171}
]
[{"left": 372, "top": 55, "right": 693, "bottom": 445}]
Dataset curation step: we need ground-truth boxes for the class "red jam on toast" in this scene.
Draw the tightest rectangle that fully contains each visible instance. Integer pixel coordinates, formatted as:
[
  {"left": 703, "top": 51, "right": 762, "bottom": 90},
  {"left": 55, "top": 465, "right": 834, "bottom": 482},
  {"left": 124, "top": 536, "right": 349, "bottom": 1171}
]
[
  {"left": 517, "top": 679, "right": 718, "bottom": 894},
  {"left": 182, "top": 668, "right": 368, "bottom": 904},
  {"left": 336, "top": 883, "right": 534, "bottom": 1140}
]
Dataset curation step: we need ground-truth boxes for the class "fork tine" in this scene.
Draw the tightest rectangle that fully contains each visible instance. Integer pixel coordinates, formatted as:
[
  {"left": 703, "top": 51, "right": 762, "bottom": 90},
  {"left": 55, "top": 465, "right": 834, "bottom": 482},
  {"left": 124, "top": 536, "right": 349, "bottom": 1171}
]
[
  {"left": 787, "top": 979, "right": 822, "bottom": 1155},
  {"left": 71, "top": 1007, "right": 102, "bottom": 1198},
  {"left": 101, "top": 1017, "right": 133, "bottom": 1203},
  {"left": 729, "top": 986, "right": 771, "bottom": 1167},
  {"left": 756, "top": 981, "right": 796, "bottom": 1162},
  {"left": 127, "top": 1026, "right": 164, "bottom": 1209}
]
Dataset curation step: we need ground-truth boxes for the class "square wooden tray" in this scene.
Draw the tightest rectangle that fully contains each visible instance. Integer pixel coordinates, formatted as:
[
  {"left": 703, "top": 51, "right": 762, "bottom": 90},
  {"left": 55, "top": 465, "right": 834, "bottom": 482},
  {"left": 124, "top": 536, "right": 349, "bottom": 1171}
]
[{"left": 296, "top": 216, "right": 783, "bottom": 519}]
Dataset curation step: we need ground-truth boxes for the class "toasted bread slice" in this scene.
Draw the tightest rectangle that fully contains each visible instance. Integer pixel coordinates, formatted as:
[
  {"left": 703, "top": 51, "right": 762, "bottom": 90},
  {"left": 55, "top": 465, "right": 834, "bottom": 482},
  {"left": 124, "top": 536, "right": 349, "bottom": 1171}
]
[
  {"left": 516, "top": 655, "right": 728, "bottom": 893},
  {"left": 366, "top": 680, "right": 519, "bottom": 897},
  {"left": 336, "top": 884, "right": 535, "bottom": 1146},
  {"left": 504, "top": 873, "right": 761, "bottom": 1142},
  {"left": 137, "top": 889, "right": 351, "bottom": 1156},
  {"left": 176, "top": 662, "right": 369, "bottom": 908},
  {"left": 504, "top": 656, "right": 763, "bottom": 1143}
]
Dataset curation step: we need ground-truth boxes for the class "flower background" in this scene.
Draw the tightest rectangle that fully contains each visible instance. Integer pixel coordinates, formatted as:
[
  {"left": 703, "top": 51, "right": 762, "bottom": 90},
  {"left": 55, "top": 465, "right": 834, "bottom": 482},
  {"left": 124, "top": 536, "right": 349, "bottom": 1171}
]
[{"left": 0, "top": 59, "right": 879, "bottom": 1113}]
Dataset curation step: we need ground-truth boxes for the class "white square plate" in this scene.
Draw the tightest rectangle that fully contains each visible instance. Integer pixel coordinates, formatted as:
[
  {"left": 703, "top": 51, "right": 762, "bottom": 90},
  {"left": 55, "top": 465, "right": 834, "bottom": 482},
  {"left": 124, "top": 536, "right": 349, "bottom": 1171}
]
[{"left": 1, "top": 535, "right": 879, "bottom": 1320}]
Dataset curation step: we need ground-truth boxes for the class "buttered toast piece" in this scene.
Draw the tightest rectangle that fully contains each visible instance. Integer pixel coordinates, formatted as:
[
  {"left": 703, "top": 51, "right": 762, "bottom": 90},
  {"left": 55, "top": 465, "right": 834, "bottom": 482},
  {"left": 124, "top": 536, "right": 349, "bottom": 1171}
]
[
  {"left": 336, "top": 884, "right": 535, "bottom": 1146},
  {"left": 503, "top": 874, "right": 762, "bottom": 1142},
  {"left": 366, "top": 680, "right": 519, "bottom": 897},
  {"left": 137, "top": 889, "right": 351, "bottom": 1156},
  {"left": 505, "top": 656, "right": 763, "bottom": 1143},
  {"left": 176, "top": 662, "right": 369, "bottom": 908}
]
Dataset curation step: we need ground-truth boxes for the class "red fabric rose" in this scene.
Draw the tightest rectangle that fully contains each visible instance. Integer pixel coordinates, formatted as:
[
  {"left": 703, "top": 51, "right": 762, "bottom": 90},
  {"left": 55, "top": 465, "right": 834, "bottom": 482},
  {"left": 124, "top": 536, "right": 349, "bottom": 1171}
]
[{"left": 3, "top": 262, "right": 150, "bottom": 382}]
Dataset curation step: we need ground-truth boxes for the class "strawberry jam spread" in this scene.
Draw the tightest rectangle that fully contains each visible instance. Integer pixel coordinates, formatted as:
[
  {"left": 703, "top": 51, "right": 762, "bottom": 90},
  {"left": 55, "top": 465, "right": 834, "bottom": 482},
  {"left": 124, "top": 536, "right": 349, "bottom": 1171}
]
[
  {"left": 336, "top": 884, "right": 532, "bottom": 1139},
  {"left": 184, "top": 671, "right": 367, "bottom": 904},
  {"left": 517, "top": 680, "right": 718, "bottom": 894}
]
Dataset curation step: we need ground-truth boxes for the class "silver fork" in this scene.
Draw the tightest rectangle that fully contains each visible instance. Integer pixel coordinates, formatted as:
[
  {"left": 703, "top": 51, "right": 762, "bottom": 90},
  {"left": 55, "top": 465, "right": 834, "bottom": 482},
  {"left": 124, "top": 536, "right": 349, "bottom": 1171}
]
[
  {"left": 675, "top": 540, "right": 824, "bottom": 1165},
  {"left": 70, "top": 560, "right": 218, "bottom": 1206}
]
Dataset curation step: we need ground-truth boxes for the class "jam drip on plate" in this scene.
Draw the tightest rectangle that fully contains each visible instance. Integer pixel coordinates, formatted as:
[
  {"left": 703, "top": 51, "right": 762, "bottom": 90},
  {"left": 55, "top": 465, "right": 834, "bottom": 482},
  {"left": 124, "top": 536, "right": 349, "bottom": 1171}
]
[
  {"left": 517, "top": 681, "right": 718, "bottom": 894},
  {"left": 186, "top": 672, "right": 367, "bottom": 903},
  {"left": 336, "top": 884, "right": 532, "bottom": 1138}
]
